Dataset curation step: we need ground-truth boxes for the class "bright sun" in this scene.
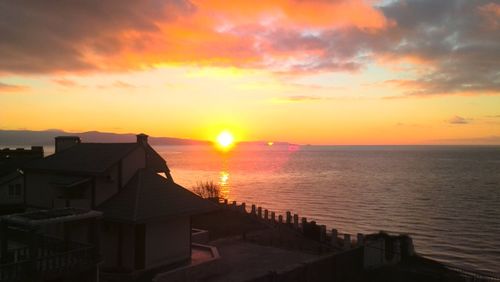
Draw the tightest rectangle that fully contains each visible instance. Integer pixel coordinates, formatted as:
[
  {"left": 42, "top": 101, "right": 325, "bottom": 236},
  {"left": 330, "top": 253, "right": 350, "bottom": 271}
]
[{"left": 216, "top": 131, "right": 234, "bottom": 150}]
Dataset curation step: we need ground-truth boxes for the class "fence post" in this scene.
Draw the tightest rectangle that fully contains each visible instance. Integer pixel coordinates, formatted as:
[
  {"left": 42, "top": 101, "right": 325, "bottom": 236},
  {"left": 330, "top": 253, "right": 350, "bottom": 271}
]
[
  {"left": 293, "top": 214, "right": 299, "bottom": 229},
  {"left": 264, "top": 209, "right": 269, "bottom": 220},
  {"left": 278, "top": 215, "right": 283, "bottom": 224},
  {"left": 357, "top": 233, "right": 364, "bottom": 246},
  {"left": 257, "top": 207, "right": 262, "bottom": 219},
  {"left": 241, "top": 202, "right": 246, "bottom": 213},
  {"left": 331, "top": 229, "right": 338, "bottom": 246},
  {"left": 271, "top": 212, "right": 276, "bottom": 223},
  {"left": 251, "top": 205, "right": 256, "bottom": 215},
  {"left": 320, "top": 225, "right": 327, "bottom": 242},
  {"left": 286, "top": 211, "right": 292, "bottom": 225},
  {"left": 343, "top": 234, "right": 351, "bottom": 250}
]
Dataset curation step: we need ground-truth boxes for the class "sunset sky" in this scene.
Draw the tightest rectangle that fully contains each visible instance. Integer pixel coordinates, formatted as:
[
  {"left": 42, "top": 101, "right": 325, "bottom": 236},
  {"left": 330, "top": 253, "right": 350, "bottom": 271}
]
[{"left": 1, "top": 0, "right": 499, "bottom": 145}]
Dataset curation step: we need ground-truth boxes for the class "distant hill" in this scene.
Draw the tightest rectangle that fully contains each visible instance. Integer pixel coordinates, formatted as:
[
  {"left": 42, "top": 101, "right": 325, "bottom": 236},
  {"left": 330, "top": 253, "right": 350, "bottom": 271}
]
[
  {"left": 0, "top": 129, "right": 211, "bottom": 146},
  {"left": 0, "top": 129, "right": 294, "bottom": 147}
]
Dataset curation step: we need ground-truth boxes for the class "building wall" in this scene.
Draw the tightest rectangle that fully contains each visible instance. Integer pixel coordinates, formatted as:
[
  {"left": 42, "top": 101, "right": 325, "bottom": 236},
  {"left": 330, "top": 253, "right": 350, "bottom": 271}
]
[
  {"left": 100, "top": 222, "right": 119, "bottom": 268},
  {"left": 121, "top": 146, "right": 146, "bottom": 186},
  {"left": 94, "top": 165, "right": 119, "bottom": 207},
  {"left": 25, "top": 172, "right": 92, "bottom": 209},
  {"left": 25, "top": 165, "right": 122, "bottom": 209},
  {"left": 122, "top": 223, "right": 136, "bottom": 270},
  {"left": 25, "top": 172, "right": 57, "bottom": 208},
  {"left": 145, "top": 217, "right": 191, "bottom": 268},
  {"left": 100, "top": 222, "right": 136, "bottom": 271},
  {"left": 0, "top": 175, "right": 23, "bottom": 206}
]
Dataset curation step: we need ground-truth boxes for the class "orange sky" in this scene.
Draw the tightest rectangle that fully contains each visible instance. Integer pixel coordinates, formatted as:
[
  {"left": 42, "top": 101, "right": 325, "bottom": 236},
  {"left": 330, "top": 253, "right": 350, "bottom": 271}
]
[{"left": 0, "top": 0, "right": 499, "bottom": 145}]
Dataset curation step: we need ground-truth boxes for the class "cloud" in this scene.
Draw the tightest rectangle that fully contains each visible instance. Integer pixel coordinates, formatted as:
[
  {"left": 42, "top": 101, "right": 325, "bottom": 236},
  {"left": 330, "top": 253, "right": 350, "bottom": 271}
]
[
  {"left": 112, "top": 81, "right": 136, "bottom": 89},
  {"left": 0, "top": 0, "right": 388, "bottom": 75},
  {"left": 377, "top": 0, "right": 500, "bottom": 96},
  {"left": 0, "top": 0, "right": 498, "bottom": 97},
  {"left": 430, "top": 135, "right": 500, "bottom": 145},
  {"left": 52, "top": 79, "right": 78, "bottom": 87},
  {"left": 478, "top": 2, "right": 500, "bottom": 29},
  {"left": 448, "top": 116, "right": 470, "bottom": 124},
  {"left": 286, "top": 95, "right": 323, "bottom": 101},
  {"left": 0, "top": 0, "right": 194, "bottom": 74},
  {"left": 0, "top": 82, "right": 28, "bottom": 92},
  {"left": 273, "top": 95, "right": 327, "bottom": 103}
]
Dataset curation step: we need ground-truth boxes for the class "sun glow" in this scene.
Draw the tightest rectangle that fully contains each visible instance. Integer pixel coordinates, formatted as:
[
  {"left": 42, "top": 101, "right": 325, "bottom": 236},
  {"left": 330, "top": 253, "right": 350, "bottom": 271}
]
[{"left": 216, "top": 131, "right": 235, "bottom": 151}]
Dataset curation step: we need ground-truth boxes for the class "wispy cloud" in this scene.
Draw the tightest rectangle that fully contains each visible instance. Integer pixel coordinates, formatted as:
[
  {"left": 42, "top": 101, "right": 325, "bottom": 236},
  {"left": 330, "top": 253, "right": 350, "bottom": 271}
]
[
  {"left": 52, "top": 78, "right": 79, "bottom": 87},
  {"left": 0, "top": 82, "right": 28, "bottom": 92},
  {"left": 448, "top": 116, "right": 470, "bottom": 124},
  {"left": 96, "top": 81, "right": 138, "bottom": 90},
  {"left": 112, "top": 81, "right": 136, "bottom": 89},
  {"left": 273, "top": 95, "right": 328, "bottom": 103},
  {"left": 430, "top": 135, "right": 500, "bottom": 145}
]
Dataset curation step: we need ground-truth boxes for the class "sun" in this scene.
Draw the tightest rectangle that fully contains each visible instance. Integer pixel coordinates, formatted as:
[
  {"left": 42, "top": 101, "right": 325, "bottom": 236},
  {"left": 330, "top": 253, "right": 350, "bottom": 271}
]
[{"left": 216, "top": 131, "right": 234, "bottom": 151}]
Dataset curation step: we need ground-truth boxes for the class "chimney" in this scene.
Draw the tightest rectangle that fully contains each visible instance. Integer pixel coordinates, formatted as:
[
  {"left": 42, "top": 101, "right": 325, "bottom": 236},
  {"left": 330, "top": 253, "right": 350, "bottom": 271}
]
[
  {"left": 136, "top": 133, "right": 149, "bottom": 144},
  {"left": 31, "top": 146, "right": 44, "bottom": 158},
  {"left": 55, "top": 136, "right": 81, "bottom": 153}
]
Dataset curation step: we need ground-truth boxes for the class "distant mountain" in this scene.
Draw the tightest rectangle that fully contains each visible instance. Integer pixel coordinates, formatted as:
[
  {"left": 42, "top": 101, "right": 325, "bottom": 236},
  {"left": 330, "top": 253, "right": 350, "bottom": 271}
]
[
  {"left": 0, "top": 129, "right": 211, "bottom": 146},
  {"left": 0, "top": 129, "right": 295, "bottom": 147}
]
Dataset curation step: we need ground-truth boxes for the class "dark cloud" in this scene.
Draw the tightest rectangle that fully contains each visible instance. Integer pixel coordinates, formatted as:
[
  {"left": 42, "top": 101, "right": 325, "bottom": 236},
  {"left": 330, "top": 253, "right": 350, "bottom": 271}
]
[
  {"left": 0, "top": 0, "right": 194, "bottom": 74},
  {"left": 0, "top": 82, "right": 28, "bottom": 92},
  {"left": 253, "top": 0, "right": 500, "bottom": 94},
  {"left": 377, "top": 0, "right": 500, "bottom": 95},
  {"left": 0, "top": 0, "right": 498, "bottom": 98}
]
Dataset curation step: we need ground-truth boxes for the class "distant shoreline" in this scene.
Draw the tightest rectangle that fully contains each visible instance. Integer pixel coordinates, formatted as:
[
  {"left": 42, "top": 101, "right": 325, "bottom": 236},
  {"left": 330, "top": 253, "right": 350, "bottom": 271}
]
[{"left": 1, "top": 129, "right": 499, "bottom": 146}]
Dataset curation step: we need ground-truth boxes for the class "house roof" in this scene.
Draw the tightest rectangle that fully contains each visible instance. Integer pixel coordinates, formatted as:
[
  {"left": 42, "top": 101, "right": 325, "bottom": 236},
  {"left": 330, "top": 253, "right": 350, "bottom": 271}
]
[
  {"left": 96, "top": 169, "right": 217, "bottom": 223},
  {"left": 1, "top": 148, "right": 43, "bottom": 176},
  {"left": 0, "top": 170, "right": 22, "bottom": 185},
  {"left": 23, "top": 143, "right": 139, "bottom": 174},
  {"left": 144, "top": 144, "right": 170, "bottom": 173}
]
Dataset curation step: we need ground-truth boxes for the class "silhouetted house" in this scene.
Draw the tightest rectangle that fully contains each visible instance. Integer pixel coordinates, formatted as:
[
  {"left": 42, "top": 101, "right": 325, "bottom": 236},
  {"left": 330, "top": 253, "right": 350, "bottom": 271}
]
[
  {"left": 20, "top": 134, "right": 215, "bottom": 276},
  {"left": 0, "top": 146, "right": 43, "bottom": 213}
]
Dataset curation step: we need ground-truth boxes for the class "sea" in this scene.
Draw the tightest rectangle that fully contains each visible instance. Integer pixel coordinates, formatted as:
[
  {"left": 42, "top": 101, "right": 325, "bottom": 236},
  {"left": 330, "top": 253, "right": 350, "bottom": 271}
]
[{"left": 155, "top": 145, "right": 500, "bottom": 275}]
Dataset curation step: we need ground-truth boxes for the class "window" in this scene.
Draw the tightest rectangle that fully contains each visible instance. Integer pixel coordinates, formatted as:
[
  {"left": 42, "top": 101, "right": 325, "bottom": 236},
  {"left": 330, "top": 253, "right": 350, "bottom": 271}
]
[
  {"left": 7, "top": 184, "right": 22, "bottom": 197},
  {"left": 15, "top": 184, "right": 21, "bottom": 196}
]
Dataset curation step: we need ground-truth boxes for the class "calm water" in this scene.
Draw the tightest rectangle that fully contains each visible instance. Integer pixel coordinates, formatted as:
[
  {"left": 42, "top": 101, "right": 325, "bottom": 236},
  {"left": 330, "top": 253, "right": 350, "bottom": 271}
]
[{"left": 156, "top": 145, "right": 500, "bottom": 275}]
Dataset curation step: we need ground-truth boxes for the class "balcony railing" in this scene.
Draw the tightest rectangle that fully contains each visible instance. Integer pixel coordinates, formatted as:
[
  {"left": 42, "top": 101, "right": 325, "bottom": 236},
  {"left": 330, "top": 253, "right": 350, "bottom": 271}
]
[{"left": 0, "top": 236, "right": 96, "bottom": 282}]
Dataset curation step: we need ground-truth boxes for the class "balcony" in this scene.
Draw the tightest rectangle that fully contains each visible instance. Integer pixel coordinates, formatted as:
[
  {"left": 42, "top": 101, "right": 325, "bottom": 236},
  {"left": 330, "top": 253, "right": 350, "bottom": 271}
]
[{"left": 0, "top": 208, "right": 101, "bottom": 282}]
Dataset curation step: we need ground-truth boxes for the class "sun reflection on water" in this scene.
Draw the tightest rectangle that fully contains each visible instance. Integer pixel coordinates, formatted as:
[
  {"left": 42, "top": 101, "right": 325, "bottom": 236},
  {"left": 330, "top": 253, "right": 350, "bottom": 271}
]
[{"left": 219, "top": 170, "right": 230, "bottom": 199}]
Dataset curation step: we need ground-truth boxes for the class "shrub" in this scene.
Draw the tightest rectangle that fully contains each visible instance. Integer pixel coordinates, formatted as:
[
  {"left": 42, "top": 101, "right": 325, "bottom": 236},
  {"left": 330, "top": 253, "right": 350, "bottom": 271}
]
[{"left": 193, "top": 181, "right": 221, "bottom": 200}]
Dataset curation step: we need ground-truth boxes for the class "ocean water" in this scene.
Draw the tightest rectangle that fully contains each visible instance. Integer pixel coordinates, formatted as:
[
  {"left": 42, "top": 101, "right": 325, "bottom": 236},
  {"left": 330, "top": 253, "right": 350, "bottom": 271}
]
[{"left": 156, "top": 145, "right": 500, "bottom": 275}]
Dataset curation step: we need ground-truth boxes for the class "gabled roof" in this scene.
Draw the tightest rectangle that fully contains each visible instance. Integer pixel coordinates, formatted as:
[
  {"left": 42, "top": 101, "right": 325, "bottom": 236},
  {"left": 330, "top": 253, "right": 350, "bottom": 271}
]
[
  {"left": 96, "top": 169, "right": 217, "bottom": 223},
  {"left": 23, "top": 143, "right": 138, "bottom": 174},
  {"left": 144, "top": 144, "right": 169, "bottom": 173}
]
